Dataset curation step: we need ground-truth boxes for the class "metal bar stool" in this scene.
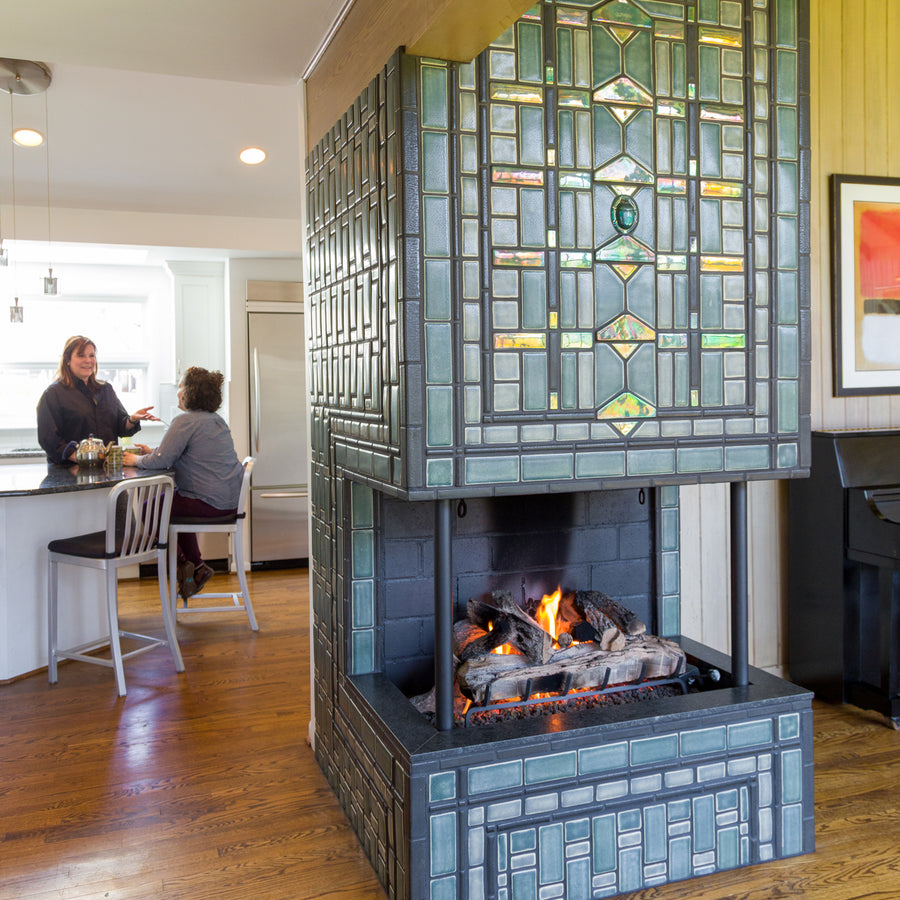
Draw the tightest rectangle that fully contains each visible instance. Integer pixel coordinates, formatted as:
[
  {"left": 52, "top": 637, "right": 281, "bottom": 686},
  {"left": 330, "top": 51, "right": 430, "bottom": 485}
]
[
  {"left": 48, "top": 474, "right": 184, "bottom": 697},
  {"left": 167, "top": 457, "right": 258, "bottom": 630}
]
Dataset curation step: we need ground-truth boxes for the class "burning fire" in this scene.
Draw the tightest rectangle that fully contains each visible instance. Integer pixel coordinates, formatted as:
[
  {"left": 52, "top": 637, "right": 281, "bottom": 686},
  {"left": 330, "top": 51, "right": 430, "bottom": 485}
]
[
  {"left": 535, "top": 587, "right": 562, "bottom": 640},
  {"left": 491, "top": 587, "right": 563, "bottom": 654}
]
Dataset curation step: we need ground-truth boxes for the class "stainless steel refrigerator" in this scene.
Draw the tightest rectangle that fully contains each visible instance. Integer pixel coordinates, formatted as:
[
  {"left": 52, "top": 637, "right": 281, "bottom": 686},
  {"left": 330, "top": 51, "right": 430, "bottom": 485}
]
[{"left": 247, "top": 311, "right": 309, "bottom": 565}]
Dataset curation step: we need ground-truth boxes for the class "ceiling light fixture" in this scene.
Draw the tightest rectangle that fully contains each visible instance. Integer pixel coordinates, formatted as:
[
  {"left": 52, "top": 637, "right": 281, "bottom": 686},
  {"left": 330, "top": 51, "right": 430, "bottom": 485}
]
[
  {"left": 12, "top": 127, "right": 43, "bottom": 147},
  {"left": 240, "top": 147, "right": 266, "bottom": 165},
  {"left": 1, "top": 58, "right": 55, "bottom": 310}
]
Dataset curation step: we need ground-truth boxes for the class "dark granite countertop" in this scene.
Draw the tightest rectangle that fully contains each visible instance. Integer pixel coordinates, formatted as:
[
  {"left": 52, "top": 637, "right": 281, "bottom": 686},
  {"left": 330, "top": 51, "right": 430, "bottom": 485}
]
[{"left": 0, "top": 461, "right": 171, "bottom": 498}]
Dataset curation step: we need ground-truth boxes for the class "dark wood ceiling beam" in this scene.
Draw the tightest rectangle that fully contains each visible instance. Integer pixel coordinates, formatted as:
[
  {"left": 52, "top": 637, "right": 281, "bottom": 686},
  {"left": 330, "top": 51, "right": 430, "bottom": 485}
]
[{"left": 305, "top": 0, "right": 534, "bottom": 152}]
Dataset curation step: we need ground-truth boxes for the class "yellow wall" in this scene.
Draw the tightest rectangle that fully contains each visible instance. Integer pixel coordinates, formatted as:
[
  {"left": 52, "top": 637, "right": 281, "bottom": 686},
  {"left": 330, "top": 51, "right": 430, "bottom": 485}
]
[{"left": 680, "top": 0, "right": 900, "bottom": 674}]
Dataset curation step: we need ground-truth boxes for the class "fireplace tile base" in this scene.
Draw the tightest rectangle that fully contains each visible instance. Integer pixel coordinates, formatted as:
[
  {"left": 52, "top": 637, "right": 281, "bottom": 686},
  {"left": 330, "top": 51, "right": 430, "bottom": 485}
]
[{"left": 314, "top": 639, "right": 814, "bottom": 900}]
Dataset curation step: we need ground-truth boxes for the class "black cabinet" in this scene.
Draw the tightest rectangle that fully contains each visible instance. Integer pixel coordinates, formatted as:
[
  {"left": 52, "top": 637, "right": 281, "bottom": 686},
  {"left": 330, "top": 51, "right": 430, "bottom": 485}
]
[{"left": 788, "top": 430, "right": 900, "bottom": 724}]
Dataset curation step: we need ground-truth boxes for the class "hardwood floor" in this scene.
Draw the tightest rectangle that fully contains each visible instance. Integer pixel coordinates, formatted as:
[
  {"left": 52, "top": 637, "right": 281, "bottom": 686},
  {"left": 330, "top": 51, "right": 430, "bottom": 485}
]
[{"left": 1, "top": 569, "right": 898, "bottom": 900}]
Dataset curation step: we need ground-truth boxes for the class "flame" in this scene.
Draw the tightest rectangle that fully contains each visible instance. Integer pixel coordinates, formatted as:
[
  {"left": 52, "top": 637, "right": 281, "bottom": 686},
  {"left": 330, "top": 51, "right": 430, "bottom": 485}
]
[
  {"left": 488, "top": 620, "right": 515, "bottom": 654},
  {"left": 535, "top": 587, "right": 562, "bottom": 640}
]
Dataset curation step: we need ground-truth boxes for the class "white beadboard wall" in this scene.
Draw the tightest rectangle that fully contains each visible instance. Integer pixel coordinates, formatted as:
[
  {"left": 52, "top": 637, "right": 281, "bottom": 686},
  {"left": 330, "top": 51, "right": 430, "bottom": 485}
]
[{"left": 679, "top": 0, "right": 900, "bottom": 674}]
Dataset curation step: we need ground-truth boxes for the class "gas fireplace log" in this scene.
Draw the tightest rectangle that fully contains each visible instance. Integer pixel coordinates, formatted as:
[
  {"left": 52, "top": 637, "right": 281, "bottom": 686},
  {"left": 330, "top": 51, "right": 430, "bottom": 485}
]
[
  {"left": 457, "top": 635, "right": 685, "bottom": 705},
  {"left": 576, "top": 590, "right": 646, "bottom": 636},
  {"left": 454, "top": 619, "right": 514, "bottom": 661},
  {"left": 558, "top": 592, "right": 625, "bottom": 651},
  {"left": 466, "top": 591, "right": 553, "bottom": 665}
]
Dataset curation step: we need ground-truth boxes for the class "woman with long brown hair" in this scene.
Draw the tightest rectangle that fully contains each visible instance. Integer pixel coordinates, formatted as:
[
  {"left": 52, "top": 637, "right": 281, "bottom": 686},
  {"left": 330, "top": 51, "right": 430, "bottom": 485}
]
[{"left": 36, "top": 335, "right": 158, "bottom": 464}]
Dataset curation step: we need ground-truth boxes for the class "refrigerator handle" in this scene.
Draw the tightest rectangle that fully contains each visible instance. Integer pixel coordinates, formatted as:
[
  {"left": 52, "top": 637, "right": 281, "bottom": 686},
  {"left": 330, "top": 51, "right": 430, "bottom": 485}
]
[
  {"left": 258, "top": 490, "right": 309, "bottom": 499},
  {"left": 252, "top": 347, "right": 261, "bottom": 454}
]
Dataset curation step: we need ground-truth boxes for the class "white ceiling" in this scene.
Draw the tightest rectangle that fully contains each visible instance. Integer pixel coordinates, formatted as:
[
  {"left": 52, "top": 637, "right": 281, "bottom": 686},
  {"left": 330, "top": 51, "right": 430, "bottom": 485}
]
[{"left": 0, "top": 1, "right": 347, "bottom": 232}]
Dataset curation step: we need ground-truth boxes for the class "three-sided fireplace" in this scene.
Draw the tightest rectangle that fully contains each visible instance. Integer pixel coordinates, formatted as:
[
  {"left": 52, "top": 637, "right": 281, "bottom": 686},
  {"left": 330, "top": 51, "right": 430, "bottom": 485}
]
[{"left": 304, "top": 2, "right": 813, "bottom": 896}]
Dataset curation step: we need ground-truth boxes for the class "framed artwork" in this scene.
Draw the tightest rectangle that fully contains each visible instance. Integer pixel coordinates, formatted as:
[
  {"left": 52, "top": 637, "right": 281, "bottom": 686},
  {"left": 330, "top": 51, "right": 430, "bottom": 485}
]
[{"left": 832, "top": 174, "right": 900, "bottom": 395}]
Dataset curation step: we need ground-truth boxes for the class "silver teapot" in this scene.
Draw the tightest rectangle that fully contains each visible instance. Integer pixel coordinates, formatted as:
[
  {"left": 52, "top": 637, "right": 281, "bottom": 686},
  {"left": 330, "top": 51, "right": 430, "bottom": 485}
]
[{"left": 75, "top": 435, "right": 111, "bottom": 467}]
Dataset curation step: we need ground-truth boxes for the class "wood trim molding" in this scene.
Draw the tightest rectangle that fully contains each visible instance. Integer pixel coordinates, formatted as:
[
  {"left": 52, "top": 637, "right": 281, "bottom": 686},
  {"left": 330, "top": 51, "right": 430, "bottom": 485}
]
[{"left": 305, "top": 0, "right": 533, "bottom": 152}]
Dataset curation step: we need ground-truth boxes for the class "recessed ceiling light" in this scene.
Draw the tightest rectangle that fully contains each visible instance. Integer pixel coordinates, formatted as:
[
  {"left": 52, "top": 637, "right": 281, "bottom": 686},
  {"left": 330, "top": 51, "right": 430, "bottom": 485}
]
[
  {"left": 239, "top": 147, "right": 266, "bottom": 165},
  {"left": 12, "top": 127, "right": 44, "bottom": 147}
]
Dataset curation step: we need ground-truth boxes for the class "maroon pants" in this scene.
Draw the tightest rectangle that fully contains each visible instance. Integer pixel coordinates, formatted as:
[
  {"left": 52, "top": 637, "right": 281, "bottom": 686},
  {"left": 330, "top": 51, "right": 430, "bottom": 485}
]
[{"left": 171, "top": 492, "right": 237, "bottom": 566}]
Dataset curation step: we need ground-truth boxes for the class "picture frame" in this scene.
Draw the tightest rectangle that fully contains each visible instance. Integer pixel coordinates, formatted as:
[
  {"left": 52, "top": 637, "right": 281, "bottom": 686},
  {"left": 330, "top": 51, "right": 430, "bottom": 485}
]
[{"left": 831, "top": 174, "right": 900, "bottom": 396}]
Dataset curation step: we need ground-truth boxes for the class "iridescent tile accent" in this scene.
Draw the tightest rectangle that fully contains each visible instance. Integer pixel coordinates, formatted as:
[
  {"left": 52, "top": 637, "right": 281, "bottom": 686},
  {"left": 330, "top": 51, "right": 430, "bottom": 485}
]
[
  {"left": 557, "top": 7, "right": 588, "bottom": 27},
  {"left": 608, "top": 106, "right": 639, "bottom": 126},
  {"left": 658, "top": 333, "right": 688, "bottom": 348},
  {"left": 657, "top": 254, "right": 687, "bottom": 271},
  {"left": 549, "top": 391, "right": 559, "bottom": 409},
  {"left": 559, "top": 172, "right": 592, "bottom": 189},
  {"left": 558, "top": 89, "right": 590, "bottom": 108},
  {"left": 701, "top": 333, "right": 746, "bottom": 348},
  {"left": 597, "top": 234, "right": 654, "bottom": 262},
  {"left": 593, "top": 1, "right": 652, "bottom": 27},
  {"left": 560, "top": 251, "right": 592, "bottom": 268},
  {"left": 494, "top": 333, "right": 547, "bottom": 349},
  {"left": 610, "top": 25, "right": 635, "bottom": 44},
  {"left": 655, "top": 21, "right": 685, "bottom": 39},
  {"left": 489, "top": 84, "right": 544, "bottom": 104},
  {"left": 593, "top": 77, "right": 654, "bottom": 106},
  {"left": 611, "top": 263, "right": 639, "bottom": 280},
  {"left": 492, "top": 167, "right": 544, "bottom": 185},
  {"left": 700, "top": 256, "right": 744, "bottom": 272},
  {"left": 657, "top": 177, "right": 687, "bottom": 194},
  {"left": 549, "top": 311, "right": 558, "bottom": 329},
  {"left": 611, "top": 421, "right": 639, "bottom": 435},
  {"left": 701, "top": 180, "right": 744, "bottom": 197},
  {"left": 561, "top": 332, "right": 593, "bottom": 349},
  {"left": 699, "top": 26, "right": 743, "bottom": 47},
  {"left": 610, "top": 342, "right": 640, "bottom": 359},
  {"left": 597, "top": 392, "right": 655, "bottom": 419},
  {"left": 691, "top": 389, "right": 700, "bottom": 406},
  {"left": 657, "top": 100, "right": 686, "bottom": 117},
  {"left": 700, "top": 104, "right": 744, "bottom": 123},
  {"left": 494, "top": 249, "right": 545, "bottom": 267},
  {"left": 594, "top": 155, "right": 654, "bottom": 184},
  {"left": 597, "top": 313, "right": 655, "bottom": 342}
]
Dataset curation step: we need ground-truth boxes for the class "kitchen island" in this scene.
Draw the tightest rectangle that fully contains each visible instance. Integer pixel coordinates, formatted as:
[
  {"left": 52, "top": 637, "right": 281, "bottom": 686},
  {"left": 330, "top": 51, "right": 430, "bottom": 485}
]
[{"left": 0, "top": 461, "right": 171, "bottom": 681}]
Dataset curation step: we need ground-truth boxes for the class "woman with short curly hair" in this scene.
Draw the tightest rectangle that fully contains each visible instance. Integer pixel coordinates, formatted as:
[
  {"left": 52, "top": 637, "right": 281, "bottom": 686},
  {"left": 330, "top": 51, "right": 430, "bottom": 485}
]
[{"left": 124, "top": 366, "right": 243, "bottom": 599}]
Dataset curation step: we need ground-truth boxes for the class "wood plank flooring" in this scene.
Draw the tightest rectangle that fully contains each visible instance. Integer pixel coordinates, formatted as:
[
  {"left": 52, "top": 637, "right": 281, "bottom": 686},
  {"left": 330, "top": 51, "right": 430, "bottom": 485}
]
[{"left": 1, "top": 568, "right": 898, "bottom": 899}]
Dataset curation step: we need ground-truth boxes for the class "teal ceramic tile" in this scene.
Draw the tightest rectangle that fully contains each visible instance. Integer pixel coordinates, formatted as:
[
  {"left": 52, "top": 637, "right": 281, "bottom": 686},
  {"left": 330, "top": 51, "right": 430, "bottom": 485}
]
[
  {"left": 579, "top": 742, "right": 628, "bottom": 774},
  {"left": 522, "top": 453, "right": 574, "bottom": 481},
  {"left": 662, "top": 549, "right": 680, "bottom": 594},
  {"left": 426, "top": 386, "right": 453, "bottom": 447},
  {"left": 484, "top": 425, "right": 518, "bottom": 444},
  {"left": 430, "top": 771, "right": 457, "bottom": 803},
  {"left": 628, "top": 448, "right": 676, "bottom": 476},
  {"left": 557, "top": 27, "right": 573, "bottom": 84},
  {"left": 492, "top": 185, "right": 518, "bottom": 216},
  {"left": 724, "top": 380, "right": 745, "bottom": 405},
  {"left": 777, "top": 325, "right": 799, "bottom": 378},
  {"left": 493, "top": 267, "right": 519, "bottom": 297},
  {"left": 431, "top": 812, "right": 457, "bottom": 877},
  {"left": 643, "top": 804, "right": 667, "bottom": 863},
  {"left": 424, "top": 259, "right": 452, "bottom": 321},
  {"left": 487, "top": 799, "right": 522, "bottom": 822},
  {"left": 489, "top": 49, "right": 516, "bottom": 80},
  {"left": 522, "top": 423, "right": 554, "bottom": 442},
  {"left": 426, "top": 457, "right": 454, "bottom": 487},
  {"left": 777, "top": 380, "right": 798, "bottom": 434},
  {"left": 492, "top": 216, "right": 518, "bottom": 246},
  {"left": 468, "top": 760, "right": 523, "bottom": 795},
  {"left": 561, "top": 353, "right": 577, "bottom": 409},
  {"left": 493, "top": 300, "right": 520, "bottom": 329},
  {"left": 521, "top": 106, "right": 545, "bottom": 166},
  {"left": 465, "top": 455, "right": 520, "bottom": 484},
  {"left": 522, "top": 271, "right": 547, "bottom": 328},
  {"left": 459, "top": 91, "right": 477, "bottom": 132},
  {"left": 700, "top": 122, "right": 722, "bottom": 179},
  {"left": 491, "top": 102, "right": 516, "bottom": 133},
  {"left": 676, "top": 446, "right": 724, "bottom": 474},
  {"left": 692, "top": 795, "right": 716, "bottom": 852},
  {"left": 698, "top": 45, "right": 720, "bottom": 101},
  {"left": 777, "top": 442, "right": 798, "bottom": 468},
  {"left": 423, "top": 131, "right": 449, "bottom": 193},
  {"left": 493, "top": 382, "right": 520, "bottom": 412},
  {"left": 777, "top": 271, "right": 798, "bottom": 323},
  {"left": 350, "top": 481, "right": 374, "bottom": 528},
  {"left": 464, "top": 344, "right": 481, "bottom": 383},
  {"left": 350, "top": 629, "right": 375, "bottom": 675},
  {"left": 539, "top": 822, "right": 564, "bottom": 883},
  {"left": 494, "top": 352, "right": 520, "bottom": 382},
  {"left": 728, "top": 719, "right": 773, "bottom": 749},
  {"left": 351, "top": 579, "right": 375, "bottom": 628},
  {"left": 781, "top": 804, "right": 803, "bottom": 856},
  {"left": 460, "top": 133, "right": 478, "bottom": 173},
  {"left": 491, "top": 135, "right": 518, "bottom": 163},
  {"left": 464, "top": 385, "right": 482, "bottom": 424},
  {"left": 465, "top": 427, "right": 482, "bottom": 445},
  {"left": 776, "top": 0, "right": 798, "bottom": 48},
  {"left": 524, "top": 752, "right": 577, "bottom": 785},
  {"left": 701, "top": 352, "right": 724, "bottom": 406},
  {"left": 700, "top": 274, "right": 723, "bottom": 328},
  {"left": 776, "top": 106, "right": 798, "bottom": 159},
  {"left": 631, "top": 735, "right": 678, "bottom": 766},
  {"left": 592, "top": 814, "right": 617, "bottom": 874},
  {"left": 517, "top": 20, "right": 543, "bottom": 82},
  {"left": 725, "top": 444, "right": 770, "bottom": 470},
  {"left": 521, "top": 189, "right": 546, "bottom": 246},
  {"left": 781, "top": 749, "right": 803, "bottom": 804},
  {"left": 464, "top": 302, "right": 481, "bottom": 341},
  {"left": 575, "top": 450, "right": 626, "bottom": 479},
  {"left": 421, "top": 64, "right": 448, "bottom": 129},
  {"left": 595, "top": 780, "right": 628, "bottom": 801},
  {"left": 717, "top": 826, "right": 740, "bottom": 869},
  {"left": 425, "top": 323, "right": 453, "bottom": 384},
  {"left": 510, "top": 828, "right": 536, "bottom": 854},
  {"left": 424, "top": 195, "right": 451, "bottom": 257},
  {"left": 523, "top": 352, "right": 548, "bottom": 410},
  {"left": 618, "top": 846, "right": 642, "bottom": 894},
  {"left": 351, "top": 531, "right": 374, "bottom": 578}
]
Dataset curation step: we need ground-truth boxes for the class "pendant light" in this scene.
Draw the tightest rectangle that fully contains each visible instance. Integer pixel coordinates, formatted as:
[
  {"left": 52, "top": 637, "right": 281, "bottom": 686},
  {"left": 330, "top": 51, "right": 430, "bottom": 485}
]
[{"left": 0, "top": 58, "right": 55, "bottom": 307}]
